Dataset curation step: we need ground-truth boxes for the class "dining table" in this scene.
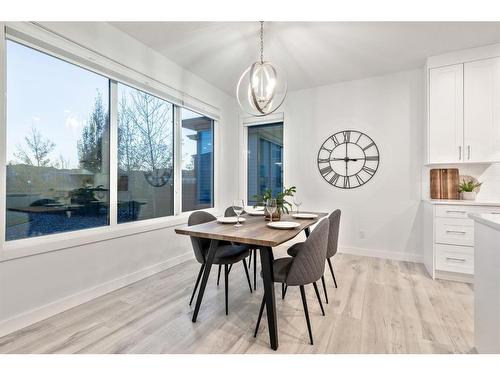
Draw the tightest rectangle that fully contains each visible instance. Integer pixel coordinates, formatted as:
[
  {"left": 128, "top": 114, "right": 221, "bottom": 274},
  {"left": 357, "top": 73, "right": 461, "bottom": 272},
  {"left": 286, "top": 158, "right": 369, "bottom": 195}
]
[{"left": 175, "top": 210, "right": 328, "bottom": 350}]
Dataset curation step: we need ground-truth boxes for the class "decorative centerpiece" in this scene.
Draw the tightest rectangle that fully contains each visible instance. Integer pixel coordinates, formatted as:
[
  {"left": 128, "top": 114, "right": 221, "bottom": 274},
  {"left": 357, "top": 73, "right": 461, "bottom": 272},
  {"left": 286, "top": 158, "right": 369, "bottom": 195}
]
[
  {"left": 458, "top": 177, "right": 482, "bottom": 201},
  {"left": 253, "top": 186, "right": 296, "bottom": 221}
]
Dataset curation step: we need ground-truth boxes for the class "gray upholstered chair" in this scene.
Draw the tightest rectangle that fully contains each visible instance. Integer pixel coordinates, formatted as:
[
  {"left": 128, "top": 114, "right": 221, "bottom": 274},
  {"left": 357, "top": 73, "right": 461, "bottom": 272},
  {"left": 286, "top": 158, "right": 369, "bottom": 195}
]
[
  {"left": 188, "top": 211, "right": 253, "bottom": 315},
  {"left": 254, "top": 218, "right": 329, "bottom": 345},
  {"left": 222, "top": 206, "right": 260, "bottom": 290},
  {"left": 287, "top": 209, "right": 341, "bottom": 303}
]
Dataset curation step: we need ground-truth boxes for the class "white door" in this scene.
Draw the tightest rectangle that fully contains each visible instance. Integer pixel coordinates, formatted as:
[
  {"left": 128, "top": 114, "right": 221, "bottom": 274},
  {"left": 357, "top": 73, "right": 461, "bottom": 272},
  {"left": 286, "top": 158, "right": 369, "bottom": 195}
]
[
  {"left": 429, "top": 64, "right": 464, "bottom": 163},
  {"left": 464, "top": 57, "right": 500, "bottom": 163}
]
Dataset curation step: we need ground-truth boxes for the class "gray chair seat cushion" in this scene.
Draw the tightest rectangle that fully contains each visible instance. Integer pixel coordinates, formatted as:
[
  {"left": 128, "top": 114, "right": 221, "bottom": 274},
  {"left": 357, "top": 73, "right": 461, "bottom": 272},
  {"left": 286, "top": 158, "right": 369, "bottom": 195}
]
[
  {"left": 260, "top": 257, "right": 293, "bottom": 283},
  {"left": 213, "top": 244, "right": 250, "bottom": 265},
  {"left": 287, "top": 242, "right": 304, "bottom": 257}
]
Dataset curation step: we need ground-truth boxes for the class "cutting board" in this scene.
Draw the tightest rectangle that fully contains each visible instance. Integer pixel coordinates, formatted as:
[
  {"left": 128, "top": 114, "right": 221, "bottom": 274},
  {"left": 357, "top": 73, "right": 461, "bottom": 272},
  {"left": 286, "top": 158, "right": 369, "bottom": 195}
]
[{"left": 430, "top": 168, "right": 460, "bottom": 199}]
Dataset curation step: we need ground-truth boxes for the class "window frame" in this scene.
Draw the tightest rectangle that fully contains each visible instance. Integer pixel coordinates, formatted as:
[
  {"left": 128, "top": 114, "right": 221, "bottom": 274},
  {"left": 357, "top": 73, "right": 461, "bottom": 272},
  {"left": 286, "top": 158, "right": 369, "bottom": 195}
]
[
  {"left": 180, "top": 108, "right": 215, "bottom": 213},
  {"left": 239, "top": 113, "right": 286, "bottom": 206},
  {"left": 0, "top": 24, "right": 219, "bottom": 261}
]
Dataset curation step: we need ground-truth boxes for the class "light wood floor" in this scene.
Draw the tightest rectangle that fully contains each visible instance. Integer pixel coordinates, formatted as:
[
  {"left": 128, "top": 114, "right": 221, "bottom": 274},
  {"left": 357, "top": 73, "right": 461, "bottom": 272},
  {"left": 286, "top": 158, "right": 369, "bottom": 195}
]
[{"left": 0, "top": 249, "right": 475, "bottom": 354}]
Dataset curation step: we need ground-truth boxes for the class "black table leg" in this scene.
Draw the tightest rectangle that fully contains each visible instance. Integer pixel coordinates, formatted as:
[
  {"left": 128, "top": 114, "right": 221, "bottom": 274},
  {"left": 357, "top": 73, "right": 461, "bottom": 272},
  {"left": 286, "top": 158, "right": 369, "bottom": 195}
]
[
  {"left": 304, "top": 227, "right": 310, "bottom": 238},
  {"left": 192, "top": 239, "right": 219, "bottom": 322},
  {"left": 260, "top": 246, "right": 278, "bottom": 350}
]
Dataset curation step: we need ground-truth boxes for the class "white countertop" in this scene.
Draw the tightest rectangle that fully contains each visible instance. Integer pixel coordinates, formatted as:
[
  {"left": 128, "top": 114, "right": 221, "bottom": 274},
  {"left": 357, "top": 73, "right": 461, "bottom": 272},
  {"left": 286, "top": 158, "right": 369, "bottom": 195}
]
[
  {"left": 469, "top": 213, "right": 500, "bottom": 231},
  {"left": 424, "top": 199, "right": 500, "bottom": 207}
]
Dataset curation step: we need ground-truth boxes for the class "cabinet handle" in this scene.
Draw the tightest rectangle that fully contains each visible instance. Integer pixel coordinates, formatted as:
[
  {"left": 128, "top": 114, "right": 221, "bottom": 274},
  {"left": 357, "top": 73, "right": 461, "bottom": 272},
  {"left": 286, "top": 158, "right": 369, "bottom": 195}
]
[
  {"left": 467, "top": 145, "right": 471, "bottom": 160},
  {"left": 458, "top": 146, "right": 462, "bottom": 160},
  {"left": 445, "top": 210, "right": 466, "bottom": 214},
  {"left": 445, "top": 230, "right": 467, "bottom": 234},
  {"left": 446, "top": 257, "right": 466, "bottom": 262}
]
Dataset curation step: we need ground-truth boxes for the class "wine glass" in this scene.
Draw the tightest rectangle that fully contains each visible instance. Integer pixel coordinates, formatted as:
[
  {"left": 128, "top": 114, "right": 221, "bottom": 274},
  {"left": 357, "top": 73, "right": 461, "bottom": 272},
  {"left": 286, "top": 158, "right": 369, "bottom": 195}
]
[
  {"left": 233, "top": 199, "right": 244, "bottom": 227},
  {"left": 293, "top": 195, "right": 303, "bottom": 214},
  {"left": 266, "top": 198, "right": 277, "bottom": 222}
]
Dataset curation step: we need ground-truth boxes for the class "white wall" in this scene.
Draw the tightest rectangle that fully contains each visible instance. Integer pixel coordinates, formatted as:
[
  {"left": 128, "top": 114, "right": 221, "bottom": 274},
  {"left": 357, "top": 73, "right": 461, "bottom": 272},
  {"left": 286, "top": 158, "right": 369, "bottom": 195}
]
[
  {"left": 0, "top": 22, "right": 239, "bottom": 335},
  {"left": 281, "top": 69, "right": 424, "bottom": 261}
]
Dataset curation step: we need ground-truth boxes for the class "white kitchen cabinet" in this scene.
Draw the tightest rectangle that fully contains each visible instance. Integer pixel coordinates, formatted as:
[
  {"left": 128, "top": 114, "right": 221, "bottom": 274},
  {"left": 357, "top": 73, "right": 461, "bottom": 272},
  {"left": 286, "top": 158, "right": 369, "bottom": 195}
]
[
  {"left": 423, "top": 200, "right": 500, "bottom": 282},
  {"left": 464, "top": 57, "right": 500, "bottom": 163},
  {"left": 428, "top": 64, "right": 464, "bottom": 163}
]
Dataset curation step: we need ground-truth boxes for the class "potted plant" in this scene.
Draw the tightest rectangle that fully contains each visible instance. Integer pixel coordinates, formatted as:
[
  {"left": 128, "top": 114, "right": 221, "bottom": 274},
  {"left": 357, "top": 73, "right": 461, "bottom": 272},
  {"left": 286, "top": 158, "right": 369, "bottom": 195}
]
[
  {"left": 458, "top": 178, "right": 482, "bottom": 200},
  {"left": 253, "top": 186, "right": 296, "bottom": 221}
]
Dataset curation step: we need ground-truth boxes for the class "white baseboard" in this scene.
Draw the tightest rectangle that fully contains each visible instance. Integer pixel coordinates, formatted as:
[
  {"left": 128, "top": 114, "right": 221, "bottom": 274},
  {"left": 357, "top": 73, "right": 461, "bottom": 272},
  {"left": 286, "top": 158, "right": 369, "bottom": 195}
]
[
  {"left": 0, "top": 251, "right": 193, "bottom": 338},
  {"left": 340, "top": 246, "right": 424, "bottom": 263}
]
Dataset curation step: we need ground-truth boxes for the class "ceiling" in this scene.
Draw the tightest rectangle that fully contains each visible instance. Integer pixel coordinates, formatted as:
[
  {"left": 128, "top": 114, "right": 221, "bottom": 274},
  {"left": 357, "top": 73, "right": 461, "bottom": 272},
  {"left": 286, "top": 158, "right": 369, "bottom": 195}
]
[{"left": 110, "top": 22, "right": 500, "bottom": 95}]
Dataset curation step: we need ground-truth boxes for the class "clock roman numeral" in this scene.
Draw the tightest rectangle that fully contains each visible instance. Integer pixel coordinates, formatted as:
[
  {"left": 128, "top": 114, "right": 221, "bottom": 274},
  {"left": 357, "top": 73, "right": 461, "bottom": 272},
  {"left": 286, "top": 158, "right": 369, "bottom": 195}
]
[
  {"left": 320, "top": 165, "right": 333, "bottom": 175},
  {"left": 329, "top": 173, "right": 340, "bottom": 185},
  {"left": 331, "top": 135, "right": 340, "bottom": 146},
  {"left": 317, "top": 158, "right": 331, "bottom": 163},
  {"left": 321, "top": 145, "right": 333, "bottom": 153},
  {"left": 362, "top": 166, "right": 376, "bottom": 175},
  {"left": 343, "top": 176, "right": 350, "bottom": 188},
  {"left": 343, "top": 131, "right": 351, "bottom": 143},
  {"left": 363, "top": 142, "right": 375, "bottom": 151},
  {"left": 364, "top": 155, "right": 379, "bottom": 161},
  {"left": 355, "top": 174, "right": 365, "bottom": 185},
  {"left": 355, "top": 132, "right": 363, "bottom": 144}
]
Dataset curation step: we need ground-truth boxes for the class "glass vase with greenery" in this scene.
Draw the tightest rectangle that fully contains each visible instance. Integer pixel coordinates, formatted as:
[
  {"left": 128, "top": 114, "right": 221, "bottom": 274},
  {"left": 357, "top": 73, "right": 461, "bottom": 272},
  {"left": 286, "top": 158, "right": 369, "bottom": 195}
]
[{"left": 253, "top": 186, "right": 296, "bottom": 220}]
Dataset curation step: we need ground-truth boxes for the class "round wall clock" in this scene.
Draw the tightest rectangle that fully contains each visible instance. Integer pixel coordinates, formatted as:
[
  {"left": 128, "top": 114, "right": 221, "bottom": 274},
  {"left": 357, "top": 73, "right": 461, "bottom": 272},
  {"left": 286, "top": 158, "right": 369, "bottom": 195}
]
[{"left": 317, "top": 130, "right": 380, "bottom": 189}]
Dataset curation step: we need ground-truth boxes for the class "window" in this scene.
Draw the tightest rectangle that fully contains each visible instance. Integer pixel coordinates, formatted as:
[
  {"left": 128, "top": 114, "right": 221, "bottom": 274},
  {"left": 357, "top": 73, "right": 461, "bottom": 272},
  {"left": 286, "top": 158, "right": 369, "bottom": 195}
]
[
  {"left": 181, "top": 108, "right": 214, "bottom": 212},
  {"left": 5, "top": 40, "right": 110, "bottom": 241},
  {"left": 247, "top": 122, "right": 283, "bottom": 205},
  {"left": 117, "top": 83, "right": 175, "bottom": 223},
  {"left": 3, "top": 36, "right": 217, "bottom": 243}
]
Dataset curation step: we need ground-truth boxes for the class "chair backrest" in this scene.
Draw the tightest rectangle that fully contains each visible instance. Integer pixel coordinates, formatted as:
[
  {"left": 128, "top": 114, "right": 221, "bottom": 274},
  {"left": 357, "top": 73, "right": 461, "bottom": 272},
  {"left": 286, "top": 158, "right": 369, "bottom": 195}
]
[
  {"left": 285, "top": 218, "right": 329, "bottom": 286},
  {"left": 327, "top": 209, "right": 341, "bottom": 258},
  {"left": 188, "top": 211, "right": 216, "bottom": 264},
  {"left": 224, "top": 206, "right": 246, "bottom": 217}
]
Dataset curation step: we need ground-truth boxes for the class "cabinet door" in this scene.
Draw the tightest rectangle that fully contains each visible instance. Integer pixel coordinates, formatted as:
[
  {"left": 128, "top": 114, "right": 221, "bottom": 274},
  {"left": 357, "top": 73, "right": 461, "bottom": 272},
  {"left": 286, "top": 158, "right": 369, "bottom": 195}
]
[
  {"left": 464, "top": 57, "right": 500, "bottom": 162},
  {"left": 429, "top": 64, "right": 464, "bottom": 163}
]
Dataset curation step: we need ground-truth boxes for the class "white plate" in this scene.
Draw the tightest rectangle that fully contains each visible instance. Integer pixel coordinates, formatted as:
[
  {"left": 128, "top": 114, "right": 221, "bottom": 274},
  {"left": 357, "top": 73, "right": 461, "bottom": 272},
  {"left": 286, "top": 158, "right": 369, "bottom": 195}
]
[
  {"left": 217, "top": 217, "right": 246, "bottom": 224},
  {"left": 246, "top": 210, "right": 265, "bottom": 216},
  {"left": 292, "top": 213, "right": 318, "bottom": 219},
  {"left": 245, "top": 205, "right": 264, "bottom": 212},
  {"left": 267, "top": 221, "right": 301, "bottom": 230}
]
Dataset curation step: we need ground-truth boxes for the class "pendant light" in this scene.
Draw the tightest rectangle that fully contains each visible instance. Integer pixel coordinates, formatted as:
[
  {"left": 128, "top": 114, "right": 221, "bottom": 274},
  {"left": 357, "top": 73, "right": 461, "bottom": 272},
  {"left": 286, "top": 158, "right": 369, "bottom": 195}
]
[{"left": 236, "top": 21, "right": 287, "bottom": 116}]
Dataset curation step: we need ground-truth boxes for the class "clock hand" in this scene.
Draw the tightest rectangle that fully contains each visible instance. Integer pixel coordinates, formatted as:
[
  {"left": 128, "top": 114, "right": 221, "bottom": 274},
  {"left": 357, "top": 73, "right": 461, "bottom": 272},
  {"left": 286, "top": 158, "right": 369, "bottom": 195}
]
[{"left": 330, "top": 157, "right": 359, "bottom": 162}]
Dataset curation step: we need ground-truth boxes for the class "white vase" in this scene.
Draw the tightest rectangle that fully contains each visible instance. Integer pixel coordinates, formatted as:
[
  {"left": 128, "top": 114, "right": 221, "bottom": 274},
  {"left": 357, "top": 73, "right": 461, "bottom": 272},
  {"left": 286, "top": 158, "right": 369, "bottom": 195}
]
[{"left": 461, "top": 191, "right": 477, "bottom": 200}]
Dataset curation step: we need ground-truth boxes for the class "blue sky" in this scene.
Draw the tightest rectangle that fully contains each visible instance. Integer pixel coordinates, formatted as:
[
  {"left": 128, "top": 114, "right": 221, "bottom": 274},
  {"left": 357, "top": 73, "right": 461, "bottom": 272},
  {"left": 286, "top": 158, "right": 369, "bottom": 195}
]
[
  {"left": 6, "top": 40, "right": 109, "bottom": 168},
  {"left": 6, "top": 40, "right": 209, "bottom": 170}
]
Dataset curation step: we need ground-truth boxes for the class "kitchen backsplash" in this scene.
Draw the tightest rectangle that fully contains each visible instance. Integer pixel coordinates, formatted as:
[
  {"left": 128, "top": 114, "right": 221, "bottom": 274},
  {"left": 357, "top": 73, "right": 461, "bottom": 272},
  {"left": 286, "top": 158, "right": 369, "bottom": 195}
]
[{"left": 422, "top": 163, "right": 500, "bottom": 201}]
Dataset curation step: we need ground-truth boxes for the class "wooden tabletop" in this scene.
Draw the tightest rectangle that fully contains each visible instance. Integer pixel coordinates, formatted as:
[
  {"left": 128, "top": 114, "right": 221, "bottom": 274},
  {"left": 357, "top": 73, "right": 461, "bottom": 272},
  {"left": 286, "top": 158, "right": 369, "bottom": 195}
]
[{"left": 175, "top": 211, "right": 328, "bottom": 247}]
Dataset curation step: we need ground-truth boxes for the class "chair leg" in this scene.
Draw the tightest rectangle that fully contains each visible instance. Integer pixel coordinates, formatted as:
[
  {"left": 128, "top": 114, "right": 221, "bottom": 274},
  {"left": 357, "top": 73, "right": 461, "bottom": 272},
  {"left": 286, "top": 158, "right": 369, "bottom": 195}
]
[
  {"left": 189, "top": 264, "right": 205, "bottom": 306},
  {"left": 253, "top": 249, "right": 257, "bottom": 290},
  {"left": 254, "top": 295, "right": 266, "bottom": 338},
  {"left": 217, "top": 265, "right": 222, "bottom": 286},
  {"left": 248, "top": 251, "right": 252, "bottom": 268},
  {"left": 299, "top": 285, "right": 314, "bottom": 345},
  {"left": 224, "top": 264, "right": 229, "bottom": 315},
  {"left": 228, "top": 264, "right": 233, "bottom": 274},
  {"left": 243, "top": 259, "right": 253, "bottom": 293},
  {"left": 321, "top": 275, "right": 329, "bottom": 304},
  {"left": 281, "top": 283, "right": 286, "bottom": 299},
  {"left": 312, "top": 281, "right": 325, "bottom": 316},
  {"left": 327, "top": 258, "right": 338, "bottom": 288}
]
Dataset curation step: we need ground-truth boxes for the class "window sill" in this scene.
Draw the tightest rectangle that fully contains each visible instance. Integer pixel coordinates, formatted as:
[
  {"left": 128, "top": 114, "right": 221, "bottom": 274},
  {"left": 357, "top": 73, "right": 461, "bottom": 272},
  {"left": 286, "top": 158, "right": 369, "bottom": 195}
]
[{"left": 0, "top": 207, "right": 218, "bottom": 263}]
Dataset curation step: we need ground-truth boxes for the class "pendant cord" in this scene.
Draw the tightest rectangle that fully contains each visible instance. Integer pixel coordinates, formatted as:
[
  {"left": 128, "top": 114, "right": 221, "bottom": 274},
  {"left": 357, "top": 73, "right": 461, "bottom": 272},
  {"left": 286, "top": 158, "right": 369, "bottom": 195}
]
[{"left": 259, "top": 21, "right": 264, "bottom": 64}]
